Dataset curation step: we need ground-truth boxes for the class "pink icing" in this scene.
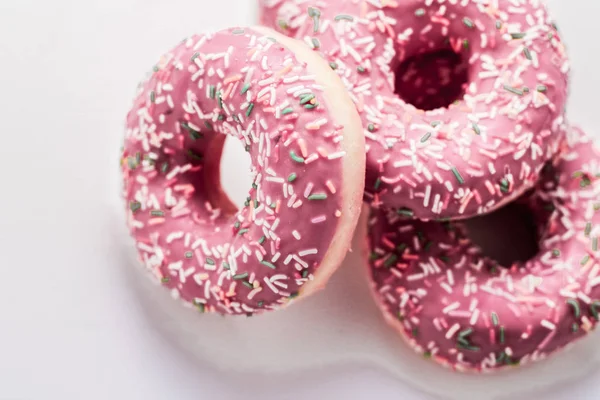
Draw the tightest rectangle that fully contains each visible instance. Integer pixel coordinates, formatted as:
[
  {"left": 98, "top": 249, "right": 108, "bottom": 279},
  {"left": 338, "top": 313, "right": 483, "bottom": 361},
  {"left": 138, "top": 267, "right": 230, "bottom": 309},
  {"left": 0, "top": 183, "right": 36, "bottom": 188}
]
[
  {"left": 367, "top": 126, "right": 600, "bottom": 371},
  {"left": 259, "top": 0, "right": 569, "bottom": 219},
  {"left": 121, "top": 28, "right": 349, "bottom": 315}
]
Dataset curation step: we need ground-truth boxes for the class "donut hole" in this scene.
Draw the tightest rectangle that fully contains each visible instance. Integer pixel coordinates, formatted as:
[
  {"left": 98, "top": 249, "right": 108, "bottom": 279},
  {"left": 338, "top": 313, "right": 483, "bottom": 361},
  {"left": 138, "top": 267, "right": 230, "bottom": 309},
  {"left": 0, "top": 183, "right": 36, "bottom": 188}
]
[
  {"left": 219, "top": 136, "right": 253, "bottom": 210},
  {"left": 464, "top": 200, "right": 541, "bottom": 267},
  {"left": 393, "top": 49, "right": 469, "bottom": 111}
]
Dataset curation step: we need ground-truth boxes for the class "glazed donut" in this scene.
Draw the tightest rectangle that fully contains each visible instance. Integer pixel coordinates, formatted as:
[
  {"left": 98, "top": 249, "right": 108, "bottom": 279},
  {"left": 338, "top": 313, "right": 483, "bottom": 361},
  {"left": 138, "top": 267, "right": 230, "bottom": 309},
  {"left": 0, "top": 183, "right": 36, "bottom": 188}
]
[
  {"left": 259, "top": 0, "right": 569, "bottom": 220},
  {"left": 366, "top": 126, "right": 600, "bottom": 372},
  {"left": 121, "top": 27, "right": 365, "bottom": 315}
]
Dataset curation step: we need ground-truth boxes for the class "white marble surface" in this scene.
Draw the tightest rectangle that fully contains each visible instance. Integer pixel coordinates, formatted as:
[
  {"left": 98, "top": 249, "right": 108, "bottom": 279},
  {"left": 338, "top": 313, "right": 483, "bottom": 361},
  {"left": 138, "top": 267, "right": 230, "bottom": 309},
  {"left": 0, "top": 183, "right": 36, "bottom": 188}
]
[{"left": 1, "top": 1, "right": 599, "bottom": 399}]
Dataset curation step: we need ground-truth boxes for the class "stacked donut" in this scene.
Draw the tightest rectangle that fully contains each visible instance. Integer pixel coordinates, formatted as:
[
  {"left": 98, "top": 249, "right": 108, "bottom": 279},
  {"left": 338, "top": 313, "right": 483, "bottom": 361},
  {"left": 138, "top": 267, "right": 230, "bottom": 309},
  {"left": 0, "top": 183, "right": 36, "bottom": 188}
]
[{"left": 120, "top": 0, "right": 600, "bottom": 372}]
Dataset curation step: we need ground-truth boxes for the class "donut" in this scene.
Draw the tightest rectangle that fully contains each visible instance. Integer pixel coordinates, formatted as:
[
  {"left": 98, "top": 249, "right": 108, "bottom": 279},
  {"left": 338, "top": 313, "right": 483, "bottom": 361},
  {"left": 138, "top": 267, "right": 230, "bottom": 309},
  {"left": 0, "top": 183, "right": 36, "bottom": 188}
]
[
  {"left": 259, "top": 0, "right": 570, "bottom": 220},
  {"left": 366, "top": 126, "right": 600, "bottom": 372},
  {"left": 120, "top": 27, "right": 365, "bottom": 316}
]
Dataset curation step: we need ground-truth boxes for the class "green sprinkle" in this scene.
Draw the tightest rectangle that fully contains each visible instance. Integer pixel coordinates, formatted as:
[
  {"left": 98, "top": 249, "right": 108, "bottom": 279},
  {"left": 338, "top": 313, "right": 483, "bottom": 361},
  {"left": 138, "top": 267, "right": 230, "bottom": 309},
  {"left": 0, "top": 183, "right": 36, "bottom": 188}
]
[
  {"left": 412, "top": 327, "right": 419, "bottom": 337},
  {"left": 335, "top": 14, "right": 354, "bottom": 22},
  {"left": 581, "top": 176, "right": 592, "bottom": 188},
  {"left": 451, "top": 167, "right": 464, "bottom": 185},
  {"left": 304, "top": 103, "right": 318, "bottom": 109},
  {"left": 242, "top": 281, "right": 254, "bottom": 289},
  {"left": 591, "top": 301, "right": 600, "bottom": 321},
  {"left": 593, "top": 237, "right": 598, "bottom": 252},
  {"left": 504, "top": 85, "right": 524, "bottom": 96},
  {"left": 397, "top": 208, "right": 414, "bottom": 217},
  {"left": 190, "top": 52, "right": 199, "bottom": 62},
  {"left": 281, "top": 107, "right": 294, "bottom": 115},
  {"left": 572, "top": 323, "right": 579, "bottom": 333},
  {"left": 496, "top": 20, "right": 502, "bottom": 30},
  {"left": 311, "top": 37, "right": 320, "bottom": 49},
  {"left": 290, "top": 150, "right": 305, "bottom": 163},
  {"left": 567, "top": 299, "right": 581, "bottom": 318},
  {"left": 204, "top": 121, "right": 213, "bottom": 130},
  {"left": 581, "top": 255, "right": 590, "bottom": 265},
  {"left": 233, "top": 272, "right": 248, "bottom": 280},
  {"left": 308, "top": 7, "right": 321, "bottom": 33},
  {"left": 552, "top": 249, "right": 560, "bottom": 257},
  {"left": 150, "top": 91, "right": 155, "bottom": 103},
  {"left": 152, "top": 65, "right": 159, "bottom": 72},
  {"left": 238, "top": 228, "right": 249, "bottom": 236},
  {"left": 396, "top": 243, "right": 407, "bottom": 253},
  {"left": 457, "top": 342, "right": 480, "bottom": 352},
  {"left": 160, "top": 162, "right": 169, "bottom": 173},
  {"left": 150, "top": 210, "right": 164, "bottom": 217},
  {"left": 308, "top": 193, "right": 327, "bottom": 201},
  {"left": 245, "top": 145, "right": 250, "bottom": 152},
  {"left": 181, "top": 122, "right": 202, "bottom": 140},
  {"left": 232, "top": 28, "right": 245, "bottom": 35},
  {"left": 491, "top": 312, "right": 499, "bottom": 326},
  {"left": 161, "top": 277, "right": 170, "bottom": 284},
  {"left": 463, "top": 17, "right": 474, "bottom": 29},
  {"left": 431, "top": 120, "right": 441, "bottom": 127},
  {"left": 374, "top": 178, "right": 382, "bottom": 191},
  {"left": 329, "top": 62, "right": 338, "bottom": 70},
  {"left": 246, "top": 102, "right": 255, "bottom": 117},
  {"left": 472, "top": 123, "right": 481, "bottom": 135},
  {"left": 208, "top": 85, "right": 216, "bottom": 99},
  {"left": 415, "top": 8, "right": 425, "bottom": 17},
  {"left": 585, "top": 222, "right": 592, "bottom": 237},
  {"left": 126, "top": 157, "right": 137, "bottom": 170},
  {"left": 258, "top": 236, "right": 266, "bottom": 245},
  {"left": 423, "top": 351, "right": 432, "bottom": 358},
  {"left": 184, "top": 251, "right": 193, "bottom": 259},
  {"left": 458, "top": 328, "right": 473, "bottom": 339},
  {"left": 510, "top": 32, "right": 526, "bottom": 39},
  {"left": 397, "top": 311, "right": 405, "bottom": 321},
  {"left": 537, "top": 85, "right": 547, "bottom": 93},
  {"left": 421, "top": 132, "right": 432, "bottom": 143},
  {"left": 260, "top": 260, "right": 276, "bottom": 270},
  {"left": 357, "top": 65, "right": 366, "bottom": 73},
  {"left": 222, "top": 262, "right": 230, "bottom": 270},
  {"left": 463, "top": 39, "right": 469, "bottom": 50},
  {"left": 424, "top": 241, "right": 433, "bottom": 252},
  {"left": 201, "top": 258, "right": 214, "bottom": 266},
  {"left": 300, "top": 93, "right": 315, "bottom": 105},
  {"left": 499, "top": 326, "right": 505, "bottom": 343},
  {"left": 241, "top": 83, "right": 251, "bottom": 95},
  {"left": 367, "top": 123, "right": 376, "bottom": 132},
  {"left": 302, "top": 269, "right": 309, "bottom": 278},
  {"left": 383, "top": 254, "right": 398, "bottom": 268},
  {"left": 217, "top": 92, "right": 223, "bottom": 109},
  {"left": 278, "top": 19, "right": 289, "bottom": 30},
  {"left": 500, "top": 178, "right": 510, "bottom": 193},
  {"left": 369, "top": 252, "right": 380, "bottom": 261},
  {"left": 187, "top": 149, "right": 203, "bottom": 161},
  {"left": 130, "top": 201, "right": 141, "bottom": 213},
  {"left": 287, "top": 173, "right": 297, "bottom": 182},
  {"left": 523, "top": 47, "right": 532, "bottom": 60}
]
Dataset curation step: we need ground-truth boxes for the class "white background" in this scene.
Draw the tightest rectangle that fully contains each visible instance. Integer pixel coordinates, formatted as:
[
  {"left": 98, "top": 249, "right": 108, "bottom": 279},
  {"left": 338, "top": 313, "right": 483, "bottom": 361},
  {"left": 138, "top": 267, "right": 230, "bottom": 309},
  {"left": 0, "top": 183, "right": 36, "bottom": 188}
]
[{"left": 0, "top": 0, "right": 599, "bottom": 399}]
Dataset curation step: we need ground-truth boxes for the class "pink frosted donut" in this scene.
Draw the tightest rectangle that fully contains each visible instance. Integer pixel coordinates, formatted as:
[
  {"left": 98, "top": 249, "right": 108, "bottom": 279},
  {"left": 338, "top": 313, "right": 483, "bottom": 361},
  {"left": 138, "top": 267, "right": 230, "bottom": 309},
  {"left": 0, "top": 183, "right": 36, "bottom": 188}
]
[
  {"left": 366, "top": 126, "right": 600, "bottom": 372},
  {"left": 120, "top": 27, "right": 365, "bottom": 315},
  {"left": 259, "top": 0, "right": 570, "bottom": 220}
]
